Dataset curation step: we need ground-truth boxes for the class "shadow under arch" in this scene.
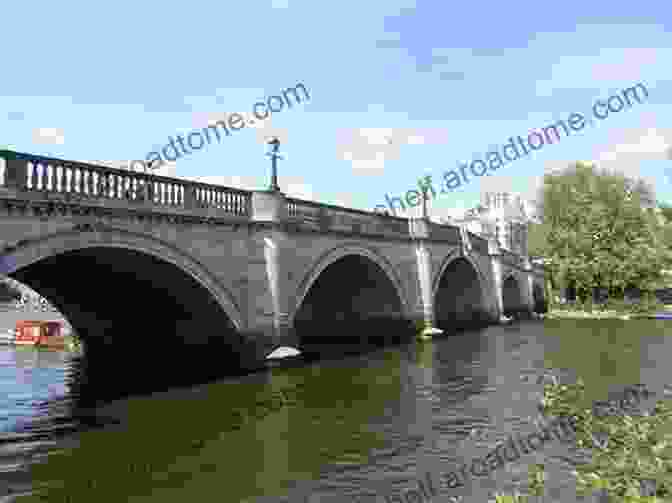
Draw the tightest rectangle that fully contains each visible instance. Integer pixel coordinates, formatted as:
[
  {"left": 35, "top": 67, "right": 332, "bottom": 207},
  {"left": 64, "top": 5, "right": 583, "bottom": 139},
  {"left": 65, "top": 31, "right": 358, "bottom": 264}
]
[
  {"left": 0, "top": 227, "right": 254, "bottom": 404},
  {"left": 532, "top": 282, "right": 547, "bottom": 313},
  {"left": 433, "top": 250, "right": 491, "bottom": 331},
  {"left": 291, "top": 244, "right": 414, "bottom": 353},
  {"left": 0, "top": 227, "right": 244, "bottom": 329},
  {"left": 502, "top": 273, "right": 527, "bottom": 317}
]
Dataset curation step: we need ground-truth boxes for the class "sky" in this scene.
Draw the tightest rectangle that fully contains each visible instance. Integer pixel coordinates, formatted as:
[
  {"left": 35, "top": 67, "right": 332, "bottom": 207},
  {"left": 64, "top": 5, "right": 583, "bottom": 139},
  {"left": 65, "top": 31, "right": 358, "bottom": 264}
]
[{"left": 1, "top": 0, "right": 671, "bottom": 222}]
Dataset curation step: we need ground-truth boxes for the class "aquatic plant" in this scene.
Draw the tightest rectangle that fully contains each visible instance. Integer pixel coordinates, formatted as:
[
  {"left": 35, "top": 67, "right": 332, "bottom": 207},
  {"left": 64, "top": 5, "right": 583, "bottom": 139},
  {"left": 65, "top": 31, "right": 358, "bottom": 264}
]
[{"left": 533, "top": 377, "right": 672, "bottom": 501}]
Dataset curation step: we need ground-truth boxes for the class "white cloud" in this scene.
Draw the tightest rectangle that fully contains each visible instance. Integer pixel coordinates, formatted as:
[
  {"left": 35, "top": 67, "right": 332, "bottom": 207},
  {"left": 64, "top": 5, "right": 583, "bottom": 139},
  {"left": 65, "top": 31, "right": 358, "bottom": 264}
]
[
  {"left": 591, "top": 121, "right": 672, "bottom": 197},
  {"left": 590, "top": 48, "right": 659, "bottom": 82},
  {"left": 336, "top": 127, "right": 450, "bottom": 176},
  {"left": 32, "top": 127, "right": 65, "bottom": 145}
]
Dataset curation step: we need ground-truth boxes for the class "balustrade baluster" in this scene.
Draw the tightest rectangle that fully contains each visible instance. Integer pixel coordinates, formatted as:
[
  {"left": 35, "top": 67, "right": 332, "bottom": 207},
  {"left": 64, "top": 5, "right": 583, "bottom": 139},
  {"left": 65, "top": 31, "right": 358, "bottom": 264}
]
[
  {"left": 98, "top": 173, "right": 106, "bottom": 197},
  {"left": 40, "top": 163, "right": 49, "bottom": 190},
  {"left": 86, "top": 170, "right": 93, "bottom": 196},
  {"left": 29, "top": 163, "right": 37, "bottom": 190},
  {"left": 50, "top": 164, "right": 58, "bottom": 192}
]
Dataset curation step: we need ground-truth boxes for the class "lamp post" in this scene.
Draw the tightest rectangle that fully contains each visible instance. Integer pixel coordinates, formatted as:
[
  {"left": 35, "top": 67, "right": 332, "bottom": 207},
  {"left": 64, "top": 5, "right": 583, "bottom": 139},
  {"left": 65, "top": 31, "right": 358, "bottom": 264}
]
[
  {"left": 420, "top": 175, "right": 431, "bottom": 220},
  {"left": 266, "top": 137, "right": 282, "bottom": 192}
]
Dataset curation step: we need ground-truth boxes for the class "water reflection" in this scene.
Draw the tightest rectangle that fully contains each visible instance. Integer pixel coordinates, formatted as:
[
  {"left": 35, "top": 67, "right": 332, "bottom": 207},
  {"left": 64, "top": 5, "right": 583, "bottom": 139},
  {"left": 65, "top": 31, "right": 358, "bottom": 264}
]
[{"left": 0, "top": 319, "right": 670, "bottom": 502}]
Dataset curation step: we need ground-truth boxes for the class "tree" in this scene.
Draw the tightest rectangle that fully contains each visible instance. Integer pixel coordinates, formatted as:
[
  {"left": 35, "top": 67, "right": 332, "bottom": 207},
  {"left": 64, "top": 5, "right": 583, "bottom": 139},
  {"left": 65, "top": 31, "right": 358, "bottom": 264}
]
[
  {"left": 527, "top": 221, "right": 550, "bottom": 258},
  {"left": 659, "top": 202, "right": 672, "bottom": 224},
  {"left": 538, "top": 162, "right": 672, "bottom": 301}
]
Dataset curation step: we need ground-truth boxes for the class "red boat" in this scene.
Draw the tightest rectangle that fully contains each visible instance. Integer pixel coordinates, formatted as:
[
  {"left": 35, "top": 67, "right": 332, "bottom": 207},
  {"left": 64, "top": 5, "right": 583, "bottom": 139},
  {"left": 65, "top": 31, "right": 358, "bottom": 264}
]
[{"left": 14, "top": 321, "right": 66, "bottom": 349}]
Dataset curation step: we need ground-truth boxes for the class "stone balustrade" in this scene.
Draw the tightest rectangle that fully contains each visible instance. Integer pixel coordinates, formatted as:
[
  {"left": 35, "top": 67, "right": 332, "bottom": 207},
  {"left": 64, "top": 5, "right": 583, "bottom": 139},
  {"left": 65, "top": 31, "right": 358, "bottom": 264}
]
[
  {"left": 0, "top": 149, "right": 531, "bottom": 252},
  {"left": 0, "top": 149, "right": 252, "bottom": 217}
]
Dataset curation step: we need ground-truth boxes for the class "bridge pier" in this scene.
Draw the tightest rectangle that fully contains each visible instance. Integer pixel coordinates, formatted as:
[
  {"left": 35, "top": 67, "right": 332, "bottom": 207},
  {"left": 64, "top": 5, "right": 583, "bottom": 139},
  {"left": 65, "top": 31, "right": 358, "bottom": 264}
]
[
  {"left": 248, "top": 190, "right": 300, "bottom": 357},
  {"left": 487, "top": 237, "right": 506, "bottom": 322},
  {"left": 523, "top": 258, "right": 536, "bottom": 315},
  {"left": 410, "top": 218, "right": 443, "bottom": 339}
]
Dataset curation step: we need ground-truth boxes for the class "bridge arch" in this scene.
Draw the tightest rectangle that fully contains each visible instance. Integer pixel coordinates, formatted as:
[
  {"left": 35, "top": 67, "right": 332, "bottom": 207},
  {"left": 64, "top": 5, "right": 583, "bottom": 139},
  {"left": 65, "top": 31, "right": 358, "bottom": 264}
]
[
  {"left": 291, "top": 243, "right": 411, "bottom": 326},
  {"left": 0, "top": 227, "right": 254, "bottom": 398},
  {"left": 433, "top": 250, "right": 489, "bottom": 328},
  {"left": 0, "top": 227, "right": 244, "bottom": 329},
  {"left": 502, "top": 272, "right": 527, "bottom": 316}
]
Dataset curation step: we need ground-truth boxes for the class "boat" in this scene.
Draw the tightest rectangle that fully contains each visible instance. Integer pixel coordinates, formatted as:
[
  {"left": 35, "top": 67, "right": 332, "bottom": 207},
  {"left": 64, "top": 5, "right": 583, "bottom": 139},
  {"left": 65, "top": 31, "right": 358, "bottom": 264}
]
[
  {"left": 14, "top": 320, "right": 67, "bottom": 349},
  {"left": 641, "top": 313, "right": 672, "bottom": 320}
]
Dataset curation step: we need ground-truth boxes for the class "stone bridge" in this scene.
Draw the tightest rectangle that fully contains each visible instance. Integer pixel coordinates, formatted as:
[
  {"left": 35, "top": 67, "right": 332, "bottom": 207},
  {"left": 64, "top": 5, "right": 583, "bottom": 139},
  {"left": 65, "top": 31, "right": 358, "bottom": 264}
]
[{"left": 0, "top": 150, "right": 545, "bottom": 389}]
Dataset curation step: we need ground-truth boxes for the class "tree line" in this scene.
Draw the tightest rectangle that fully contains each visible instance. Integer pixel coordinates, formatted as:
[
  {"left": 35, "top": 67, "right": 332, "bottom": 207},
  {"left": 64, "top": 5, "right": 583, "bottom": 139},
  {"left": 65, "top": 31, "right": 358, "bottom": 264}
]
[{"left": 528, "top": 161, "right": 672, "bottom": 306}]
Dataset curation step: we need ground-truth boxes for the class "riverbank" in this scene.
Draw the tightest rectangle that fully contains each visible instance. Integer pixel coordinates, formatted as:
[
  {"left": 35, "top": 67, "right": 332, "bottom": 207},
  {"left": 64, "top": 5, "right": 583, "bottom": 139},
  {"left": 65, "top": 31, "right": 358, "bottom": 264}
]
[{"left": 543, "top": 304, "right": 672, "bottom": 320}]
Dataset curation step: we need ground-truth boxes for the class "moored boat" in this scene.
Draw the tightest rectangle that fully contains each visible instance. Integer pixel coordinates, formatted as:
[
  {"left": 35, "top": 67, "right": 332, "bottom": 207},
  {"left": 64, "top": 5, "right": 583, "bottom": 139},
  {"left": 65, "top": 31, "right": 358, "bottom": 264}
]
[{"left": 14, "top": 320, "right": 67, "bottom": 349}]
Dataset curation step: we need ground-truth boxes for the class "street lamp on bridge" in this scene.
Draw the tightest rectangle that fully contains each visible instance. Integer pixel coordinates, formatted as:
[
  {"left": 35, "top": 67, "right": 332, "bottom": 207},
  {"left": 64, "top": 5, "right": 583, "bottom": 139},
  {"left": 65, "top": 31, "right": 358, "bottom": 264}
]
[{"left": 265, "top": 137, "right": 282, "bottom": 192}]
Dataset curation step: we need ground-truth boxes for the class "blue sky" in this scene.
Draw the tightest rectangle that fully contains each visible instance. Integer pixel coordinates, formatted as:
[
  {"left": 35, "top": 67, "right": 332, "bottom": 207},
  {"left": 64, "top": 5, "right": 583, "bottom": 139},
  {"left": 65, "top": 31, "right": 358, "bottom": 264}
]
[{"left": 1, "top": 0, "right": 671, "bottom": 221}]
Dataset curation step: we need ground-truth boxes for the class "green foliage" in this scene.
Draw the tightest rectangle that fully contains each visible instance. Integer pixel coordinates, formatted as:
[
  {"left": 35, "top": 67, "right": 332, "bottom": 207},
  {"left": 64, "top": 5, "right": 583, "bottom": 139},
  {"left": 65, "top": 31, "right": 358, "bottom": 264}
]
[
  {"left": 658, "top": 203, "right": 672, "bottom": 225},
  {"left": 656, "top": 203, "right": 672, "bottom": 255},
  {"left": 528, "top": 222, "right": 550, "bottom": 259},
  {"left": 538, "top": 162, "right": 672, "bottom": 302},
  {"left": 537, "top": 377, "right": 672, "bottom": 501}
]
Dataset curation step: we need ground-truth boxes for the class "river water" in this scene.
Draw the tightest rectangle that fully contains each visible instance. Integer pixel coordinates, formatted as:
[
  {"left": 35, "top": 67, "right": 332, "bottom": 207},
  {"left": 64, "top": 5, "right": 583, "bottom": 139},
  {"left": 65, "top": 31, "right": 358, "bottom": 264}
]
[{"left": 0, "top": 314, "right": 670, "bottom": 503}]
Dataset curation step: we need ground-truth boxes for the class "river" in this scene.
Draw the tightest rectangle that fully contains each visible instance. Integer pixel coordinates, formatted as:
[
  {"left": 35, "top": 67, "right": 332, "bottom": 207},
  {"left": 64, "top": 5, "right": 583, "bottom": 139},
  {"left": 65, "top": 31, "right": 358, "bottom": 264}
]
[{"left": 0, "top": 314, "right": 670, "bottom": 503}]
